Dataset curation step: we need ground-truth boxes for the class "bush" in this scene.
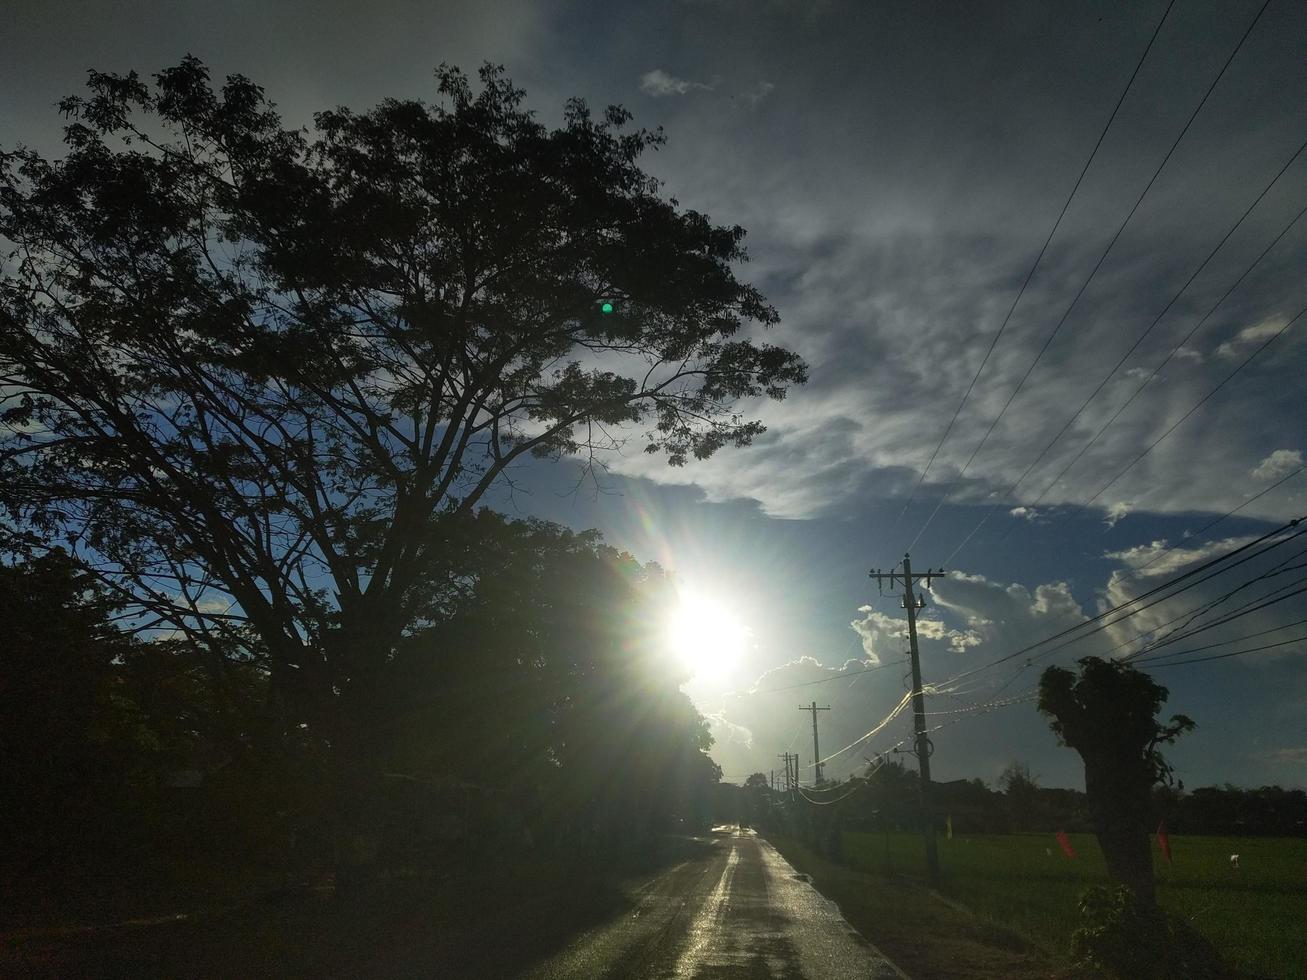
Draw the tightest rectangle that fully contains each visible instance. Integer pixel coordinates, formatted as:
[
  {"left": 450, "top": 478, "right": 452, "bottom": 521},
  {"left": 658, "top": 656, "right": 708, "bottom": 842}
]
[{"left": 1072, "top": 885, "right": 1231, "bottom": 979}]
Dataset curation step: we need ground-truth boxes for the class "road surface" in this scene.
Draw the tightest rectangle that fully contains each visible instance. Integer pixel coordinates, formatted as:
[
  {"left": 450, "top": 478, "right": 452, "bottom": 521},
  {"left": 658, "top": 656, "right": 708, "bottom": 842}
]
[{"left": 520, "top": 827, "right": 907, "bottom": 979}]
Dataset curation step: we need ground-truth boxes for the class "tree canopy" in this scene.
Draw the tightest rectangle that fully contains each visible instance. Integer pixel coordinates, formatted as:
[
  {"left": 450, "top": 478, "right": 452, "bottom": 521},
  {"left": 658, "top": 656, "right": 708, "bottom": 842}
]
[{"left": 0, "top": 59, "right": 805, "bottom": 739}]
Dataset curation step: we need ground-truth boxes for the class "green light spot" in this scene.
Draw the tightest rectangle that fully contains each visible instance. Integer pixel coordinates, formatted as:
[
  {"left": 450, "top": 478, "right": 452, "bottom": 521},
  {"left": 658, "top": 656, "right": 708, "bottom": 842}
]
[{"left": 601, "top": 301, "right": 614, "bottom": 314}]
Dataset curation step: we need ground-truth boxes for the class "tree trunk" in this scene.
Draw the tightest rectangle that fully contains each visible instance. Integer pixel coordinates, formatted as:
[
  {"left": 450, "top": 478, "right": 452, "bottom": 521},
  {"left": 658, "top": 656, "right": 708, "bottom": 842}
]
[{"left": 1084, "top": 759, "right": 1156, "bottom": 906}]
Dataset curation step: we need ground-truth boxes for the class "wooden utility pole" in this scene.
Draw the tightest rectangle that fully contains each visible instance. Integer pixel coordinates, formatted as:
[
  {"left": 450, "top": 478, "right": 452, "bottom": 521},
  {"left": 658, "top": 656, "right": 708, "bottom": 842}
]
[
  {"left": 777, "top": 753, "right": 796, "bottom": 793},
  {"left": 800, "top": 702, "right": 832, "bottom": 784},
  {"left": 870, "top": 553, "right": 946, "bottom": 882}
]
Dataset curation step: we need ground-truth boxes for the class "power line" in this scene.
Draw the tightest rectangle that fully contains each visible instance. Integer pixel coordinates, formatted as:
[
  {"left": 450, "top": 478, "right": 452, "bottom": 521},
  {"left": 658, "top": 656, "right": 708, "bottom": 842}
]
[
  {"left": 1144, "top": 633, "right": 1307, "bottom": 668},
  {"left": 1019, "top": 527, "right": 1307, "bottom": 668},
  {"left": 959, "top": 553, "right": 1307, "bottom": 698},
  {"left": 891, "top": 0, "right": 1178, "bottom": 529},
  {"left": 944, "top": 142, "right": 1307, "bottom": 565},
  {"left": 1130, "top": 616, "right": 1307, "bottom": 665},
  {"left": 905, "top": 0, "right": 1275, "bottom": 555},
  {"left": 1081, "top": 304, "right": 1307, "bottom": 510},
  {"left": 1021, "top": 204, "right": 1307, "bottom": 519},
  {"left": 1133, "top": 465, "right": 1306, "bottom": 574},
  {"left": 1116, "top": 548, "right": 1307, "bottom": 657},
  {"left": 1132, "top": 578, "right": 1307, "bottom": 650},
  {"left": 933, "top": 517, "right": 1303, "bottom": 688},
  {"left": 753, "top": 657, "right": 906, "bottom": 694}
]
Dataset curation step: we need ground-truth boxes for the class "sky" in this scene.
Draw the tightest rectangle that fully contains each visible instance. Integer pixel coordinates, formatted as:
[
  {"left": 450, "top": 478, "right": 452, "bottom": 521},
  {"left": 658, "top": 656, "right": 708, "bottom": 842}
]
[{"left": 4, "top": 0, "right": 1306, "bottom": 790}]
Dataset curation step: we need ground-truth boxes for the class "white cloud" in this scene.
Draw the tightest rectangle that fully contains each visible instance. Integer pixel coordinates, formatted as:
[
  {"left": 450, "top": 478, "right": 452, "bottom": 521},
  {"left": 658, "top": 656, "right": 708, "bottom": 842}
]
[
  {"left": 1104, "top": 535, "right": 1251, "bottom": 578},
  {"left": 639, "top": 69, "right": 713, "bottom": 97},
  {"left": 1216, "top": 315, "right": 1290, "bottom": 358},
  {"left": 1104, "top": 501, "right": 1130, "bottom": 528},
  {"left": 1251, "top": 449, "right": 1302, "bottom": 481},
  {"left": 1009, "top": 505, "right": 1040, "bottom": 521},
  {"left": 1099, "top": 531, "right": 1307, "bottom": 660},
  {"left": 702, "top": 571, "right": 1099, "bottom": 786}
]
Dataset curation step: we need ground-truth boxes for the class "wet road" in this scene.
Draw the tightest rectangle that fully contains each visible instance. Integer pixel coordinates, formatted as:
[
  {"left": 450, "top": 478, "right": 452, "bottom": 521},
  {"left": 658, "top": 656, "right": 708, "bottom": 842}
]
[{"left": 520, "top": 828, "right": 907, "bottom": 979}]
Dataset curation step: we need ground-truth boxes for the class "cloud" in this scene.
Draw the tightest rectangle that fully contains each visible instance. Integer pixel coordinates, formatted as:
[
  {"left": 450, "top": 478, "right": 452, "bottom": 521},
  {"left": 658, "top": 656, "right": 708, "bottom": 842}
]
[
  {"left": 1099, "top": 530, "right": 1307, "bottom": 661},
  {"left": 1216, "top": 315, "right": 1290, "bottom": 358},
  {"left": 639, "top": 69, "right": 714, "bottom": 97},
  {"left": 1009, "top": 506, "right": 1040, "bottom": 521},
  {"left": 1105, "top": 535, "right": 1250, "bottom": 578},
  {"left": 1269, "top": 747, "right": 1307, "bottom": 767},
  {"left": 741, "top": 80, "right": 775, "bottom": 106},
  {"left": 702, "top": 571, "right": 1096, "bottom": 786},
  {"left": 1251, "top": 449, "right": 1302, "bottom": 481},
  {"left": 1104, "top": 501, "right": 1131, "bottom": 529}
]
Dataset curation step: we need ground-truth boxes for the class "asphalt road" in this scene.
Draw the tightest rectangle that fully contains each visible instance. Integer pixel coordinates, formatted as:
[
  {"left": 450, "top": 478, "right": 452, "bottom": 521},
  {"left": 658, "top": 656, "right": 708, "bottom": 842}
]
[{"left": 520, "top": 827, "right": 907, "bottom": 980}]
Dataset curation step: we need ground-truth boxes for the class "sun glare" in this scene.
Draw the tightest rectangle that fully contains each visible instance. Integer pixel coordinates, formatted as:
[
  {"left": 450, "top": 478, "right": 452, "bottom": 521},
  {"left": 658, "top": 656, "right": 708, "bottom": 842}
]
[{"left": 667, "top": 591, "right": 747, "bottom": 681}]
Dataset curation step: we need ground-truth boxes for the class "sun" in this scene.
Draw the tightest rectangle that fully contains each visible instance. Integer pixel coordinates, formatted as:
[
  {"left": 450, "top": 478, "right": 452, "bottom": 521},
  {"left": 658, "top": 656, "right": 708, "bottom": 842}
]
[{"left": 667, "top": 590, "right": 748, "bottom": 681}]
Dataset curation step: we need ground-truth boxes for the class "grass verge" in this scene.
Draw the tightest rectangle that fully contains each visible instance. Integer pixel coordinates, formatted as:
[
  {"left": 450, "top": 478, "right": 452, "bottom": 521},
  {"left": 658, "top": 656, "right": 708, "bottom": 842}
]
[
  {"left": 841, "top": 831, "right": 1304, "bottom": 979},
  {"left": 769, "top": 835, "right": 1098, "bottom": 980}
]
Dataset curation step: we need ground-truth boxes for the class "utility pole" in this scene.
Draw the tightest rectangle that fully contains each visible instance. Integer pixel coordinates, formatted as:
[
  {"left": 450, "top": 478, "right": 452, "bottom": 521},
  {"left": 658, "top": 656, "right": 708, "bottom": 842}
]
[
  {"left": 768, "top": 757, "right": 789, "bottom": 794},
  {"left": 871, "top": 553, "right": 946, "bottom": 882},
  {"left": 800, "top": 702, "right": 832, "bottom": 784}
]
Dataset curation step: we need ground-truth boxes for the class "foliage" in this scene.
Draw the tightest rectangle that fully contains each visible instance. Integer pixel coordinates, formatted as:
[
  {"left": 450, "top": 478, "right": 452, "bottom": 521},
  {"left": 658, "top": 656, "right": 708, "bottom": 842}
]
[
  {"left": 0, "top": 58, "right": 805, "bottom": 761},
  {"left": 378, "top": 513, "right": 721, "bottom": 855},
  {"left": 0, "top": 551, "right": 277, "bottom": 866},
  {"left": 842, "top": 831, "right": 1303, "bottom": 979},
  {"left": 1072, "top": 884, "right": 1230, "bottom": 980},
  {"left": 1038, "top": 657, "right": 1194, "bottom": 905}
]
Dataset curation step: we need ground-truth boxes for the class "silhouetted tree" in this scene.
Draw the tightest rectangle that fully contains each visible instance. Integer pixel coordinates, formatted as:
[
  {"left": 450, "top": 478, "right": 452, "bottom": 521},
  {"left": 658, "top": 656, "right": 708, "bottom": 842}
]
[
  {"left": 999, "top": 760, "right": 1041, "bottom": 831},
  {"left": 1038, "top": 657, "right": 1193, "bottom": 906},
  {"left": 376, "top": 512, "right": 719, "bottom": 858},
  {"left": 0, "top": 551, "right": 276, "bottom": 868},
  {"left": 0, "top": 60, "right": 803, "bottom": 866}
]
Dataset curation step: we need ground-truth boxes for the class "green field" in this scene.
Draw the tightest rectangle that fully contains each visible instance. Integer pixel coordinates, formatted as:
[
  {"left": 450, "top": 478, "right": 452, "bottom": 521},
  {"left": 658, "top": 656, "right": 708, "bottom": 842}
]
[{"left": 842, "top": 830, "right": 1307, "bottom": 978}]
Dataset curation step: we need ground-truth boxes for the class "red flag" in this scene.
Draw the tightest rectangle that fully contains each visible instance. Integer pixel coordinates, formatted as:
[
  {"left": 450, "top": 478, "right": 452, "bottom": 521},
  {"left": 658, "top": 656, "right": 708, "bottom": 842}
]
[
  {"left": 1157, "top": 819, "right": 1172, "bottom": 864},
  {"left": 1055, "top": 830, "right": 1077, "bottom": 859}
]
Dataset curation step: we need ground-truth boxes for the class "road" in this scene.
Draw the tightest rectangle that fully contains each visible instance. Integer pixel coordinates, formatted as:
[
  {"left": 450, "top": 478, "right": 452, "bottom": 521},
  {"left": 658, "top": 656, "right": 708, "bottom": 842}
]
[{"left": 520, "top": 827, "right": 907, "bottom": 979}]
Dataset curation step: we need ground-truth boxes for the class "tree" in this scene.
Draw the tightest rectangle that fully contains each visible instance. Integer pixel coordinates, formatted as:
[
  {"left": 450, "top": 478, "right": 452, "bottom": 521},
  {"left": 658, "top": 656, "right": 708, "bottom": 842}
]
[
  {"left": 999, "top": 760, "right": 1040, "bottom": 831},
  {"left": 1038, "top": 657, "right": 1194, "bottom": 906},
  {"left": 0, "top": 59, "right": 804, "bottom": 855},
  {"left": 379, "top": 513, "right": 721, "bottom": 856},
  {"left": 0, "top": 551, "right": 274, "bottom": 867}
]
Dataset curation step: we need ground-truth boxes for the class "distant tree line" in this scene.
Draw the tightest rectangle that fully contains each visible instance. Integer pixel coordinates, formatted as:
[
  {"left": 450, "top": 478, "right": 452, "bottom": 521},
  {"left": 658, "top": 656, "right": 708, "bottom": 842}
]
[{"left": 724, "top": 760, "right": 1306, "bottom": 842}]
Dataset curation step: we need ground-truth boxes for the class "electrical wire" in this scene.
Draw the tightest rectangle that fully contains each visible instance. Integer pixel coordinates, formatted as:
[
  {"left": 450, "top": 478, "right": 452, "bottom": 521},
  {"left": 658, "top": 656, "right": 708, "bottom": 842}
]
[
  {"left": 1081, "top": 304, "right": 1307, "bottom": 510},
  {"left": 1022, "top": 204, "right": 1307, "bottom": 518},
  {"left": 1143, "top": 634, "right": 1307, "bottom": 668},
  {"left": 904, "top": 0, "right": 1275, "bottom": 554},
  {"left": 891, "top": 0, "right": 1179, "bottom": 530},
  {"left": 802, "top": 691, "right": 914, "bottom": 772},
  {"left": 944, "top": 141, "right": 1307, "bottom": 565},
  {"left": 932, "top": 517, "right": 1303, "bottom": 688},
  {"left": 1115, "top": 548, "right": 1307, "bottom": 658},
  {"left": 753, "top": 656, "right": 908, "bottom": 694},
  {"left": 1122, "top": 465, "right": 1307, "bottom": 576},
  {"left": 1130, "top": 617, "right": 1307, "bottom": 664}
]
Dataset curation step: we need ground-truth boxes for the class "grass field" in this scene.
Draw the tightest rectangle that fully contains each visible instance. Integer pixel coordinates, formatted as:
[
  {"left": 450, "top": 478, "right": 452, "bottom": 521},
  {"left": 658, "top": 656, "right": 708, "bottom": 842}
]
[{"left": 842, "top": 830, "right": 1307, "bottom": 979}]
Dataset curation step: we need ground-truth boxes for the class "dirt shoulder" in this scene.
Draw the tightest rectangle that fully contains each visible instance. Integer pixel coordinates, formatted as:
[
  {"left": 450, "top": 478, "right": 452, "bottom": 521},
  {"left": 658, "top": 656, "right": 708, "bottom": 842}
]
[{"left": 769, "top": 836, "right": 1099, "bottom": 980}]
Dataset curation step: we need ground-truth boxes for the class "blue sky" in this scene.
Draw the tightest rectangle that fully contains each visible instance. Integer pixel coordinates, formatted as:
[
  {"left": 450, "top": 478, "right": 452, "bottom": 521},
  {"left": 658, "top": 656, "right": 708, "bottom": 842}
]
[{"left": 4, "top": 0, "right": 1306, "bottom": 789}]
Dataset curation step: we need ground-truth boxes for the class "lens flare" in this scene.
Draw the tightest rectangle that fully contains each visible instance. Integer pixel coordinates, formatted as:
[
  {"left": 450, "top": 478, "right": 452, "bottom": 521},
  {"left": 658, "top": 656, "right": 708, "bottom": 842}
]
[{"left": 667, "top": 590, "right": 746, "bottom": 680}]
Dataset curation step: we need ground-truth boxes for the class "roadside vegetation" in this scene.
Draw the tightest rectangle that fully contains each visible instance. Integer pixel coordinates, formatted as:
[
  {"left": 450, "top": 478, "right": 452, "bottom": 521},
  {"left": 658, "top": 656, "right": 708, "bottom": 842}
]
[
  {"left": 839, "top": 830, "right": 1305, "bottom": 979},
  {"left": 770, "top": 835, "right": 1095, "bottom": 980}
]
